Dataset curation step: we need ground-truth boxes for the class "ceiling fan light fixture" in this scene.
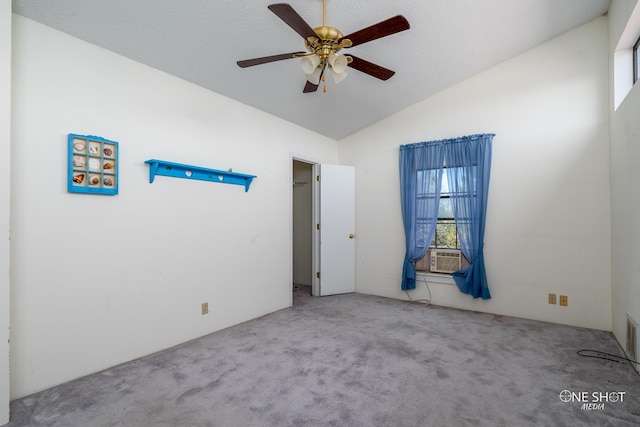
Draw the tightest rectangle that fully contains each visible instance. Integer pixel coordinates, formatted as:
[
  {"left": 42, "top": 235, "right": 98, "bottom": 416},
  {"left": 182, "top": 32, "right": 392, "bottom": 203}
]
[
  {"left": 306, "top": 66, "right": 323, "bottom": 85},
  {"left": 328, "top": 53, "right": 348, "bottom": 74},
  {"left": 330, "top": 68, "right": 347, "bottom": 84},
  {"left": 301, "top": 55, "right": 321, "bottom": 74}
]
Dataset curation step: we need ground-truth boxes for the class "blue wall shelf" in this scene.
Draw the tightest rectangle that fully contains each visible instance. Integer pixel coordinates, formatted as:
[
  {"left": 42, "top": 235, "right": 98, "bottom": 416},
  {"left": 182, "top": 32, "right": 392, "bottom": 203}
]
[{"left": 144, "top": 159, "right": 256, "bottom": 192}]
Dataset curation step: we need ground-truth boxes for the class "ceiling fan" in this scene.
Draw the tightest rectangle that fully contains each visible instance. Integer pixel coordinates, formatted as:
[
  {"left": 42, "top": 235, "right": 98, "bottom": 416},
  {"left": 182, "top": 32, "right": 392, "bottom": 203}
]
[{"left": 237, "top": 1, "right": 410, "bottom": 93}]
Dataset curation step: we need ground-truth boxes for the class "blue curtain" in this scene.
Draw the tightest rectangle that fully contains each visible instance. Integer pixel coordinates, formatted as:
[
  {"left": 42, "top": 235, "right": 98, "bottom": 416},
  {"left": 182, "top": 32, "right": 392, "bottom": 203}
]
[
  {"left": 399, "top": 142, "right": 445, "bottom": 290},
  {"left": 444, "top": 134, "right": 493, "bottom": 299},
  {"left": 399, "top": 134, "right": 494, "bottom": 298}
]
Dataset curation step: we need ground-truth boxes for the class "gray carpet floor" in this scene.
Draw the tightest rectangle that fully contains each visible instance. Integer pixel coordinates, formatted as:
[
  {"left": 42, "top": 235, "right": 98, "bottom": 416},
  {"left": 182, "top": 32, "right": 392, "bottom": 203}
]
[{"left": 6, "top": 285, "right": 640, "bottom": 426}]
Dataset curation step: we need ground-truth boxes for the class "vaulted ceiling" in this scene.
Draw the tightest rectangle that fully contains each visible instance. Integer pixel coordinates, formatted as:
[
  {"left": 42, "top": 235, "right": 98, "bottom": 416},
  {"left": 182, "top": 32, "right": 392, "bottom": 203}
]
[{"left": 12, "top": 0, "right": 611, "bottom": 139}]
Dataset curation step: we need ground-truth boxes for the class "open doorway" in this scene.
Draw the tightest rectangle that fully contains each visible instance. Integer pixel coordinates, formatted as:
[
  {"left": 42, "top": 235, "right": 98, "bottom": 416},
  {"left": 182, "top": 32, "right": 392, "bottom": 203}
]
[
  {"left": 292, "top": 159, "right": 356, "bottom": 303},
  {"left": 292, "top": 159, "right": 316, "bottom": 303}
]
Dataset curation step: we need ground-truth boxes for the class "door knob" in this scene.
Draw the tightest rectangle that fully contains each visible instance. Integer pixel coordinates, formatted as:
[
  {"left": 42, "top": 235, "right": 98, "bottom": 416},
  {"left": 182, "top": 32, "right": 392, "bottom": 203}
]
[{"left": 349, "top": 233, "right": 355, "bottom": 239}]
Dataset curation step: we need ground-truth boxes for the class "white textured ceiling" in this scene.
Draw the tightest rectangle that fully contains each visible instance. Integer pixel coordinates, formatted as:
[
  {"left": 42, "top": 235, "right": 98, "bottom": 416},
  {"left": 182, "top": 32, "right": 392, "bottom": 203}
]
[{"left": 12, "top": 0, "right": 610, "bottom": 139}]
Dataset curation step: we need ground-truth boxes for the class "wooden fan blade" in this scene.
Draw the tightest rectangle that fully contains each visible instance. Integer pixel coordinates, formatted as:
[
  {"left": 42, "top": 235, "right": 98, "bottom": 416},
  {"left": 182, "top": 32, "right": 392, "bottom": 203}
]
[
  {"left": 347, "top": 55, "right": 395, "bottom": 80},
  {"left": 303, "top": 66, "right": 325, "bottom": 93},
  {"left": 268, "top": 3, "right": 318, "bottom": 40},
  {"left": 340, "top": 15, "right": 410, "bottom": 47},
  {"left": 303, "top": 80, "right": 319, "bottom": 93},
  {"left": 237, "top": 52, "right": 304, "bottom": 68}
]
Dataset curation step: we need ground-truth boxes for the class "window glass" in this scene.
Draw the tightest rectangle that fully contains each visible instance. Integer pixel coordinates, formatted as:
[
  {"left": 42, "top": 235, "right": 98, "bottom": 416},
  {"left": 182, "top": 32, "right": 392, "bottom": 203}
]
[
  {"left": 415, "top": 167, "right": 476, "bottom": 250},
  {"left": 438, "top": 198, "right": 453, "bottom": 219},
  {"left": 634, "top": 36, "right": 640, "bottom": 84}
]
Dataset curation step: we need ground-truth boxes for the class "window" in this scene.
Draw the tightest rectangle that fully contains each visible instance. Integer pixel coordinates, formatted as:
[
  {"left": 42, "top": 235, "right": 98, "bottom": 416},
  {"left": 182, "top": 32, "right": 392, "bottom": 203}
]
[
  {"left": 634, "top": 35, "right": 640, "bottom": 84},
  {"left": 415, "top": 167, "right": 474, "bottom": 273},
  {"left": 432, "top": 172, "right": 460, "bottom": 249},
  {"left": 416, "top": 167, "right": 476, "bottom": 250}
]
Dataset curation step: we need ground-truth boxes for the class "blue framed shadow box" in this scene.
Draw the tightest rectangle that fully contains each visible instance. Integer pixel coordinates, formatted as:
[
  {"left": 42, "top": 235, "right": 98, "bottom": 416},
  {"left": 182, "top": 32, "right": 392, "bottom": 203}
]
[{"left": 68, "top": 133, "right": 119, "bottom": 195}]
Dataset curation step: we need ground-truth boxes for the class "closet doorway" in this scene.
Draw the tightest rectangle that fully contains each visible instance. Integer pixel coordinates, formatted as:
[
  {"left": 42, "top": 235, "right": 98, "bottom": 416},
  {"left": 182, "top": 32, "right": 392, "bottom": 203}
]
[
  {"left": 292, "top": 159, "right": 316, "bottom": 301},
  {"left": 292, "top": 158, "right": 355, "bottom": 303}
]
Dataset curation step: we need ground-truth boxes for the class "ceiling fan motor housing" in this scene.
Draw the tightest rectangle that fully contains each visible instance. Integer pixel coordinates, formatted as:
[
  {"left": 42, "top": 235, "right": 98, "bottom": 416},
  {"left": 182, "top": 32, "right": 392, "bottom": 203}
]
[
  {"left": 315, "top": 26, "right": 343, "bottom": 42},
  {"left": 306, "top": 26, "right": 344, "bottom": 61}
]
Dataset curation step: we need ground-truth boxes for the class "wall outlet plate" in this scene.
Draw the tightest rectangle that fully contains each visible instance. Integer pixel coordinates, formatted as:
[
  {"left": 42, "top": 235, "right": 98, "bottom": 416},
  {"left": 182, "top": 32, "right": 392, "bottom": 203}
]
[
  {"left": 559, "top": 295, "right": 568, "bottom": 307},
  {"left": 201, "top": 302, "right": 209, "bottom": 315},
  {"left": 548, "top": 293, "right": 557, "bottom": 304}
]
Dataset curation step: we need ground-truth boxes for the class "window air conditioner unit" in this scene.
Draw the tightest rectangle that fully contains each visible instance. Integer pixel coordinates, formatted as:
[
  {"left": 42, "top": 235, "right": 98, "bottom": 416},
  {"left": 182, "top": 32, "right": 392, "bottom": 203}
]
[{"left": 430, "top": 249, "right": 462, "bottom": 274}]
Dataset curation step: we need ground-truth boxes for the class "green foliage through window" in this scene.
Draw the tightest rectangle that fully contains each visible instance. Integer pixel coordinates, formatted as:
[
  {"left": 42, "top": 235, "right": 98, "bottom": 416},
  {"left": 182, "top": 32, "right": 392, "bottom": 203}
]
[{"left": 433, "top": 220, "right": 459, "bottom": 249}]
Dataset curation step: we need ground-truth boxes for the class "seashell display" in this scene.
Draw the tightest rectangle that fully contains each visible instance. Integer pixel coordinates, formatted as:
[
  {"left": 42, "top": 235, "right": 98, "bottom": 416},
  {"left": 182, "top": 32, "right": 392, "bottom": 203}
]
[{"left": 68, "top": 136, "right": 119, "bottom": 192}]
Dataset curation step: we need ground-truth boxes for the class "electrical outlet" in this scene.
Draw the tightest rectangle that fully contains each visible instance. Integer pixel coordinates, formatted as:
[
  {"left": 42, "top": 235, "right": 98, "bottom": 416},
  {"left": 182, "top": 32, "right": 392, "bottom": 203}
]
[
  {"left": 559, "top": 295, "right": 568, "bottom": 307},
  {"left": 201, "top": 302, "right": 209, "bottom": 315},
  {"left": 548, "top": 293, "right": 556, "bottom": 304}
]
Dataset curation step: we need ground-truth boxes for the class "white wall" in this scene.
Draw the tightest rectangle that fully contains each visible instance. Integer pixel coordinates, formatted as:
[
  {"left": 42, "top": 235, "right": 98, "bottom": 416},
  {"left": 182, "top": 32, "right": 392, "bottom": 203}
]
[
  {"left": 609, "top": 0, "right": 640, "bottom": 359},
  {"left": 10, "top": 15, "right": 337, "bottom": 399},
  {"left": 1, "top": 1, "right": 11, "bottom": 423},
  {"left": 340, "top": 17, "right": 611, "bottom": 331}
]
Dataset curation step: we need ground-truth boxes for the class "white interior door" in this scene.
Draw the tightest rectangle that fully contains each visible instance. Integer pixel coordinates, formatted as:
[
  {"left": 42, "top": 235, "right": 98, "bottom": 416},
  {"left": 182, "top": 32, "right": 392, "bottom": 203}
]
[{"left": 319, "top": 164, "right": 355, "bottom": 296}]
